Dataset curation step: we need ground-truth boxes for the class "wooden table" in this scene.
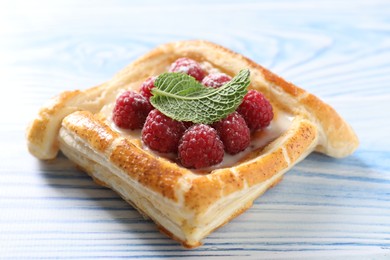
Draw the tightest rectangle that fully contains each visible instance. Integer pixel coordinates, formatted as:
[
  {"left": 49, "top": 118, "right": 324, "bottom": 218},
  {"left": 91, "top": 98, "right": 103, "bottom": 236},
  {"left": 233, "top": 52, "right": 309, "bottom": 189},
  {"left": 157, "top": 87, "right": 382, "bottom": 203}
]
[{"left": 1, "top": 1, "right": 389, "bottom": 258}]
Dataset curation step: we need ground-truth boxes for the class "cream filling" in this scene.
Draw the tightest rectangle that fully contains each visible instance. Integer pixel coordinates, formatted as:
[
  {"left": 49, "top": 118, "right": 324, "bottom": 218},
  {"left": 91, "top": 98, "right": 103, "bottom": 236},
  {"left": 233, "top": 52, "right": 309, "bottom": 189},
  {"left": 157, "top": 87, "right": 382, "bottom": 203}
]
[
  {"left": 99, "top": 60, "right": 295, "bottom": 169},
  {"left": 100, "top": 101, "right": 294, "bottom": 169},
  {"left": 210, "top": 111, "right": 294, "bottom": 169}
]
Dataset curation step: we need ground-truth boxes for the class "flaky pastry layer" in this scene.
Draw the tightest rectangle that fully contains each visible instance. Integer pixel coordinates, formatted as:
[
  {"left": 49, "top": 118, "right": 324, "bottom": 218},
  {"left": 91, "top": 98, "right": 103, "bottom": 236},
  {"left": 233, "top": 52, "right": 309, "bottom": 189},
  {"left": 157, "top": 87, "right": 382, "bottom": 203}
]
[{"left": 26, "top": 40, "right": 358, "bottom": 248}]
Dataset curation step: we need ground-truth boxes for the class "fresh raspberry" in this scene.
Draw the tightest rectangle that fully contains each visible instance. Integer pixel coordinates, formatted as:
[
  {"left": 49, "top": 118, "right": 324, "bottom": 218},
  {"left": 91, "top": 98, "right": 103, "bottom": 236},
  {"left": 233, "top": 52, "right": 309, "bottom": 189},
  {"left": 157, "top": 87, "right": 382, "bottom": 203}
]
[
  {"left": 112, "top": 91, "right": 152, "bottom": 130},
  {"left": 202, "top": 73, "right": 231, "bottom": 88},
  {"left": 142, "top": 109, "right": 186, "bottom": 153},
  {"left": 212, "top": 112, "right": 250, "bottom": 155},
  {"left": 182, "top": 121, "right": 194, "bottom": 129},
  {"left": 169, "top": 58, "right": 205, "bottom": 81},
  {"left": 139, "top": 76, "right": 156, "bottom": 102},
  {"left": 237, "top": 90, "right": 273, "bottom": 132},
  {"left": 178, "top": 124, "right": 224, "bottom": 169}
]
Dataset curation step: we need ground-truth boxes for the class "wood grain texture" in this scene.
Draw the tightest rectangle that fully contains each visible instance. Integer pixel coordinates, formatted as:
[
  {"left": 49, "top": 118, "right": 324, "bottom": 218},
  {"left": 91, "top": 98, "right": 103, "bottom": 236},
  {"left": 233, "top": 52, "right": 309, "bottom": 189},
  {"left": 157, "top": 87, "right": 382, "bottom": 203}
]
[{"left": 1, "top": 0, "right": 389, "bottom": 259}]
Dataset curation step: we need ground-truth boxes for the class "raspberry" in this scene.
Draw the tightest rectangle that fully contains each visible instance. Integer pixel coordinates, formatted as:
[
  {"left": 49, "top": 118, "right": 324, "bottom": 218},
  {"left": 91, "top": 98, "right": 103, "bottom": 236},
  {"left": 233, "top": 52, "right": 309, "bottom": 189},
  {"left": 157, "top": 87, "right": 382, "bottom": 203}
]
[
  {"left": 142, "top": 109, "right": 186, "bottom": 153},
  {"left": 202, "top": 73, "right": 231, "bottom": 88},
  {"left": 182, "top": 121, "right": 194, "bottom": 129},
  {"left": 212, "top": 112, "right": 250, "bottom": 155},
  {"left": 112, "top": 91, "right": 152, "bottom": 130},
  {"left": 169, "top": 58, "right": 205, "bottom": 81},
  {"left": 237, "top": 90, "right": 273, "bottom": 132},
  {"left": 139, "top": 76, "right": 156, "bottom": 102},
  {"left": 178, "top": 124, "right": 224, "bottom": 169}
]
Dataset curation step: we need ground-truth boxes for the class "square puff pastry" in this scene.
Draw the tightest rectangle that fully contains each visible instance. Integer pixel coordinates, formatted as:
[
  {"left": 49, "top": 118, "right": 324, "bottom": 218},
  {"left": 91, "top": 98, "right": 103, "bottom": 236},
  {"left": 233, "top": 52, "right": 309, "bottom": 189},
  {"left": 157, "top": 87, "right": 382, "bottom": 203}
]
[{"left": 26, "top": 40, "right": 359, "bottom": 248}]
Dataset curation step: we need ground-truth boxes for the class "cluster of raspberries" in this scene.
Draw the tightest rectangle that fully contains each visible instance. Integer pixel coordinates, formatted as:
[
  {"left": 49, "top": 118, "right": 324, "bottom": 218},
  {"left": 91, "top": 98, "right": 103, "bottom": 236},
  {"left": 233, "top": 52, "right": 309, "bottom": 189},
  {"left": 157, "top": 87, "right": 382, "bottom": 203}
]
[{"left": 112, "top": 58, "right": 273, "bottom": 169}]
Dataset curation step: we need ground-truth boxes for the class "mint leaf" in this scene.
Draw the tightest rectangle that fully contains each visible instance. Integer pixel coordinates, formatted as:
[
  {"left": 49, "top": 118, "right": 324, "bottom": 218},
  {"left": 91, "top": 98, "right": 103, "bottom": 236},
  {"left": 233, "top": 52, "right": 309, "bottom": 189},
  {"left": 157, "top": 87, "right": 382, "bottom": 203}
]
[{"left": 150, "top": 69, "right": 250, "bottom": 124}]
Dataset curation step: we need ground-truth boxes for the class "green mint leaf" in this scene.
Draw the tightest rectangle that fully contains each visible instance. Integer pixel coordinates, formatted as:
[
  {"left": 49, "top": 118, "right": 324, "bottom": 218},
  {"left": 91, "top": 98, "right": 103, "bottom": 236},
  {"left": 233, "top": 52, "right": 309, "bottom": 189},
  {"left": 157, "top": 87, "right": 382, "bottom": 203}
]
[{"left": 150, "top": 69, "right": 250, "bottom": 124}]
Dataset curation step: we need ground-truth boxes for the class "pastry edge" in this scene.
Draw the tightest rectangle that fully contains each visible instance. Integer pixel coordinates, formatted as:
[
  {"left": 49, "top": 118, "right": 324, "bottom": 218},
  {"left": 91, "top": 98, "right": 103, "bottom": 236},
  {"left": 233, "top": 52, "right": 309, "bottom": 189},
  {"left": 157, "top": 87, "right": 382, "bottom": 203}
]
[
  {"left": 57, "top": 110, "right": 319, "bottom": 247},
  {"left": 27, "top": 40, "right": 358, "bottom": 160},
  {"left": 26, "top": 40, "right": 359, "bottom": 247}
]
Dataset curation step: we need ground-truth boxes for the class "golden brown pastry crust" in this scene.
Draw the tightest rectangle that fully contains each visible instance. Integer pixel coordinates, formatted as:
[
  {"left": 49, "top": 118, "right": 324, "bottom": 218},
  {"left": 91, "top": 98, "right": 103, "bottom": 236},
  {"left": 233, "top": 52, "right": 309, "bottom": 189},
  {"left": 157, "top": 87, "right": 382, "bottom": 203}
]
[{"left": 26, "top": 40, "right": 359, "bottom": 248}]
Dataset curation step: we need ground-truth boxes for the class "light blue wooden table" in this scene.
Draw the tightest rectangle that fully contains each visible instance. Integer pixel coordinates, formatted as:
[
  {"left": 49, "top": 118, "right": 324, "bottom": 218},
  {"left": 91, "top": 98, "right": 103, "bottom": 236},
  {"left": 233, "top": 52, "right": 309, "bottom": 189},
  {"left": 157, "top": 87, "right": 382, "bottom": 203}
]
[{"left": 1, "top": 1, "right": 389, "bottom": 259}]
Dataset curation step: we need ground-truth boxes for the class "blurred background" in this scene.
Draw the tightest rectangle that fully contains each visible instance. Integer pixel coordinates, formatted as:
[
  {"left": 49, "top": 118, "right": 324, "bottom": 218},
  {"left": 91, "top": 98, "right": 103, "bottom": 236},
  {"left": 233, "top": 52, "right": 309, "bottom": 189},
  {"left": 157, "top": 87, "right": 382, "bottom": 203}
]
[{"left": 1, "top": 0, "right": 389, "bottom": 259}]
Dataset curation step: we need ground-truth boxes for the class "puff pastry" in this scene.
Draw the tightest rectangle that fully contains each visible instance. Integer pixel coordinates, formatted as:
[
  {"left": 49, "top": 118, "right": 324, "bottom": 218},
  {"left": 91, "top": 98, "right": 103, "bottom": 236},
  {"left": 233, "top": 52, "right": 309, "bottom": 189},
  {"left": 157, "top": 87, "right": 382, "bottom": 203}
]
[{"left": 26, "top": 40, "right": 359, "bottom": 248}]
